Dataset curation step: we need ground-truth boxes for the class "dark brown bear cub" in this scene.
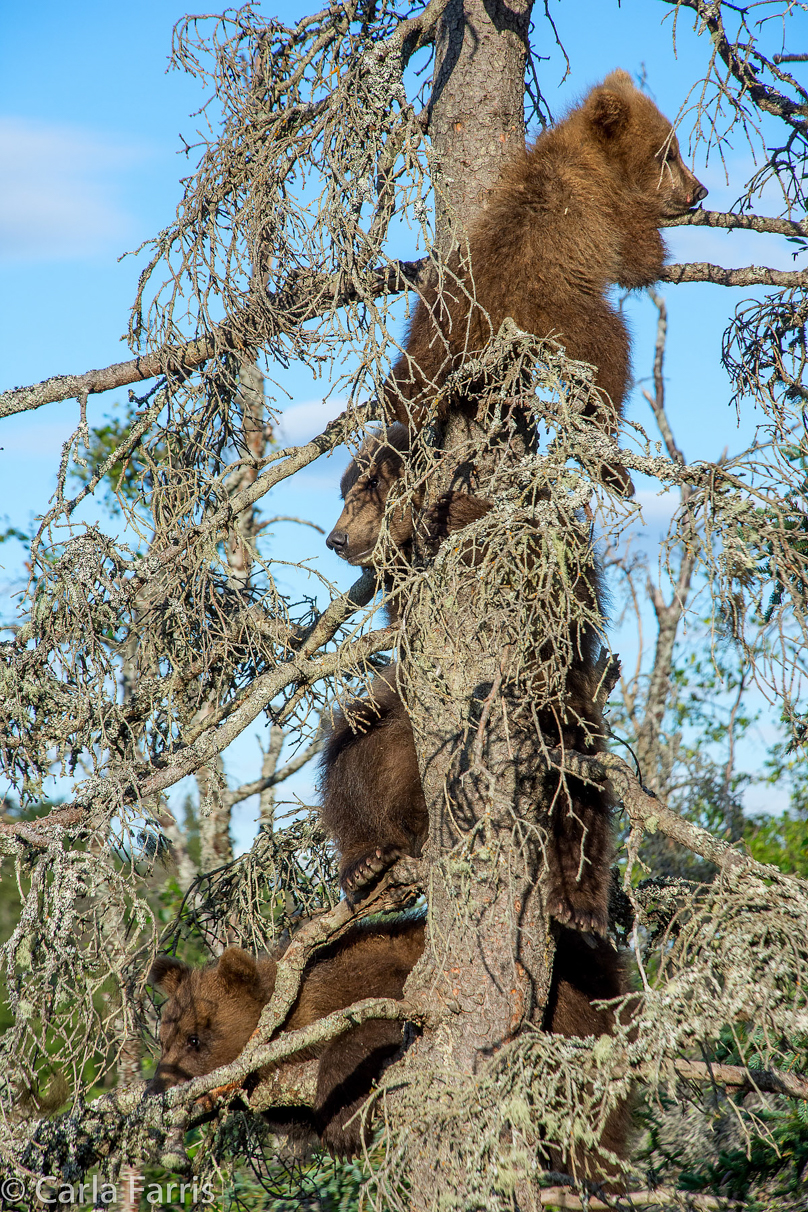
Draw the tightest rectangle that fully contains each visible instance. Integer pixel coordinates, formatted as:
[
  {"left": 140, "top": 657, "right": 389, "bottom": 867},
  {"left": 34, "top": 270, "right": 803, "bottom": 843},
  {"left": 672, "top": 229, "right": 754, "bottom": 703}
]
[
  {"left": 148, "top": 918, "right": 424, "bottom": 1156},
  {"left": 323, "top": 429, "right": 614, "bottom": 934},
  {"left": 384, "top": 70, "right": 706, "bottom": 489},
  {"left": 149, "top": 920, "right": 630, "bottom": 1174},
  {"left": 326, "top": 422, "right": 492, "bottom": 621}
]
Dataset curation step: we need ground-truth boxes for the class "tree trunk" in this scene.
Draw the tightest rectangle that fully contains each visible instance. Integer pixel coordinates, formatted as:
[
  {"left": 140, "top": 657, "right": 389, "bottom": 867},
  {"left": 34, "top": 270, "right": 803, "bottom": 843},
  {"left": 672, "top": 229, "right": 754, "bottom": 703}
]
[
  {"left": 428, "top": 0, "right": 532, "bottom": 247},
  {"left": 397, "top": 3, "right": 554, "bottom": 1203}
]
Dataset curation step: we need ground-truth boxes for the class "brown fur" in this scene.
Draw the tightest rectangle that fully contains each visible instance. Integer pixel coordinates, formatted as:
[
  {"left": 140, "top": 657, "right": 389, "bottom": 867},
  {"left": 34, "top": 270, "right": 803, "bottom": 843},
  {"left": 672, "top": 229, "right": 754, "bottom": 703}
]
[
  {"left": 383, "top": 71, "right": 706, "bottom": 490},
  {"left": 318, "top": 664, "right": 428, "bottom": 896},
  {"left": 326, "top": 422, "right": 495, "bottom": 620},
  {"left": 148, "top": 918, "right": 424, "bottom": 1156},
  {"left": 148, "top": 920, "right": 631, "bottom": 1173},
  {"left": 323, "top": 429, "right": 614, "bottom": 933}
]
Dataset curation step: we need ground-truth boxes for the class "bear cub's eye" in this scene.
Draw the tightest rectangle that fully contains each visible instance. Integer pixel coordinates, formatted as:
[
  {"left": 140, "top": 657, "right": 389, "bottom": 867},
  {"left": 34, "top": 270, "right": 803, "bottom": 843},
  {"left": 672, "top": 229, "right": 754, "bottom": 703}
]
[
  {"left": 187, "top": 1034, "right": 201, "bottom": 1050},
  {"left": 367, "top": 477, "right": 379, "bottom": 489}
]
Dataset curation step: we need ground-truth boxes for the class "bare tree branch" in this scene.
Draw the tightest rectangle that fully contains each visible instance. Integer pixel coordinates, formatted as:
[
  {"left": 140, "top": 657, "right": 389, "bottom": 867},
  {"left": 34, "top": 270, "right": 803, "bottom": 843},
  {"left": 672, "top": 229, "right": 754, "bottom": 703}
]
[
  {"left": 0, "top": 258, "right": 430, "bottom": 419},
  {"left": 0, "top": 611, "right": 390, "bottom": 847},
  {"left": 547, "top": 748, "right": 782, "bottom": 882},
  {"left": 635, "top": 291, "right": 697, "bottom": 791},
  {"left": 661, "top": 0, "right": 808, "bottom": 130},
  {"left": 223, "top": 736, "right": 323, "bottom": 809},
  {"left": 663, "top": 208, "right": 808, "bottom": 237},
  {"left": 662, "top": 263, "right": 808, "bottom": 288},
  {"left": 536, "top": 1188, "right": 733, "bottom": 1210},
  {"left": 3, "top": 208, "right": 803, "bottom": 422},
  {"left": 671, "top": 1058, "right": 808, "bottom": 1101}
]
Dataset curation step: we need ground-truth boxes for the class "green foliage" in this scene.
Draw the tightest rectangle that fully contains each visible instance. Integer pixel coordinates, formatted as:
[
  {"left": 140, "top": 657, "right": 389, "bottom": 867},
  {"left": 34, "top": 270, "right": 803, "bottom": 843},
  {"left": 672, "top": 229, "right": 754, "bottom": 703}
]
[
  {"left": 226, "top": 1151, "right": 371, "bottom": 1211},
  {"left": 743, "top": 743, "right": 808, "bottom": 878},
  {"left": 679, "top": 1028, "right": 808, "bottom": 1206},
  {"left": 744, "top": 806, "right": 808, "bottom": 878}
]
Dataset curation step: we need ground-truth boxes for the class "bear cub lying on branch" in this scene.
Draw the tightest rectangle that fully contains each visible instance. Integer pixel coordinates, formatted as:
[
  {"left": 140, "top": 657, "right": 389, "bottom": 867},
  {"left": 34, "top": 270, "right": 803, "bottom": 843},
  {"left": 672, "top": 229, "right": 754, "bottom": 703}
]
[
  {"left": 149, "top": 919, "right": 629, "bottom": 1166},
  {"left": 383, "top": 69, "right": 706, "bottom": 492},
  {"left": 324, "top": 427, "right": 614, "bottom": 934},
  {"left": 148, "top": 918, "right": 424, "bottom": 1156}
]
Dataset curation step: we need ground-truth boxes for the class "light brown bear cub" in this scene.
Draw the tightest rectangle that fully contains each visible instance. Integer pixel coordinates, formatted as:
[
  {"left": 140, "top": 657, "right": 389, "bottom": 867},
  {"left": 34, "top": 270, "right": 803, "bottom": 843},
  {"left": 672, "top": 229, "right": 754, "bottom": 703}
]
[
  {"left": 384, "top": 70, "right": 706, "bottom": 490},
  {"left": 149, "top": 919, "right": 630, "bottom": 1173},
  {"left": 324, "top": 427, "right": 613, "bottom": 934}
]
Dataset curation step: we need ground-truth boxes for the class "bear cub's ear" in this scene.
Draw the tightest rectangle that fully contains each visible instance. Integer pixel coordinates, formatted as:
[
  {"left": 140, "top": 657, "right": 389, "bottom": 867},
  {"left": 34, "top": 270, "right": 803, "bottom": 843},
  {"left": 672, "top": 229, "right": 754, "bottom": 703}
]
[
  {"left": 217, "top": 947, "right": 261, "bottom": 993},
  {"left": 589, "top": 89, "right": 630, "bottom": 138},
  {"left": 149, "top": 955, "right": 189, "bottom": 995}
]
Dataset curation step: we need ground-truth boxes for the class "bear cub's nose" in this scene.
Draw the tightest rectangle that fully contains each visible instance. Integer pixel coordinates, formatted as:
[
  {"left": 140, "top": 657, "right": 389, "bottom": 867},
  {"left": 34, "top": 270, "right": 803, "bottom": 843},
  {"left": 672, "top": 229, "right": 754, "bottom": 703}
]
[{"left": 326, "top": 530, "right": 348, "bottom": 554}]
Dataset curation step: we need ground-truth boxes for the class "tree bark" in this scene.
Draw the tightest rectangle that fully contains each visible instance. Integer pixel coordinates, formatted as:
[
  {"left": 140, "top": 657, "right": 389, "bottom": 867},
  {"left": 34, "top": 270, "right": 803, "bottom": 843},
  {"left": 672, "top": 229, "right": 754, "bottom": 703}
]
[
  {"left": 427, "top": 0, "right": 531, "bottom": 247},
  {"left": 397, "top": 3, "right": 552, "bottom": 1203}
]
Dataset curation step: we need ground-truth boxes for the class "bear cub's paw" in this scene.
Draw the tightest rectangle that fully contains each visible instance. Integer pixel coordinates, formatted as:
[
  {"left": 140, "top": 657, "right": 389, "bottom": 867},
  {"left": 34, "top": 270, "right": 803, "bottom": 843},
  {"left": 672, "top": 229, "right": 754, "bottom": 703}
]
[
  {"left": 319, "top": 1110, "right": 363, "bottom": 1158},
  {"left": 553, "top": 896, "right": 609, "bottom": 938},
  {"left": 341, "top": 845, "right": 406, "bottom": 902}
]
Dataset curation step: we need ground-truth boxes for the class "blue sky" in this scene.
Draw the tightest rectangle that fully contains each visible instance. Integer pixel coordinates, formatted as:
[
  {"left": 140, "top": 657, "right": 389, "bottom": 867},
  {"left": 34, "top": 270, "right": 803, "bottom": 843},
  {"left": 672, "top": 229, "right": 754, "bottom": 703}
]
[{"left": 1, "top": 0, "right": 804, "bottom": 844}]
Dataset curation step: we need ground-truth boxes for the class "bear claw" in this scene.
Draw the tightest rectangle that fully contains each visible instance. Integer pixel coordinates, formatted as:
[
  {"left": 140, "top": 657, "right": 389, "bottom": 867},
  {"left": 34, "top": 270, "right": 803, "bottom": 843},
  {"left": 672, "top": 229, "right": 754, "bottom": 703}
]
[
  {"left": 553, "top": 898, "right": 608, "bottom": 938},
  {"left": 342, "top": 847, "right": 404, "bottom": 903}
]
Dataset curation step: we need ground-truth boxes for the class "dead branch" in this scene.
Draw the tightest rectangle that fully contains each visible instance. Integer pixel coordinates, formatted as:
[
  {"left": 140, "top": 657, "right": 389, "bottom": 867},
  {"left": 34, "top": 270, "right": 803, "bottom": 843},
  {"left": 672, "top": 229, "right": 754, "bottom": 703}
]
[
  {"left": 671, "top": 1058, "right": 808, "bottom": 1101},
  {"left": 0, "top": 258, "right": 430, "bottom": 419},
  {"left": 663, "top": 208, "right": 808, "bottom": 237},
  {"left": 0, "top": 613, "right": 390, "bottom": 847},
  {"left": 538, "top": 1188, "right": 734, "bottom": 1210},
  {"left": 635, "top": 292, "right": 697, "bottom": 792},
  {"left": 662, "top": 263, "right": 808, "bottom": 288},
  {"left": 185, "top": 994, "right": 424, "bottom": 1111},
  {"left": 3, "top": 206, "right": 802, "bottom": 424},
  {"left": 661, "top": 0, "right": 808, "bottom": 131},
  {"left": 385, "top": 0, "right": 455, "bottom": 60},
  {"left": 223, "top": 736, "right": 323, "bottom": 809},
  {"left": 546, "top": 747, "right": 781, "bottom": 882}
]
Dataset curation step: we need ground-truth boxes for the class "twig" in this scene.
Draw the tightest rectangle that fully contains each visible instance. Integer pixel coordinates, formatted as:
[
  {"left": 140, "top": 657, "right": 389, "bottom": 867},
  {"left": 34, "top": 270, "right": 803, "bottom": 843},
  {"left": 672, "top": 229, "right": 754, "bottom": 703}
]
[
  {"left": 671, "top": 1058, "right": 808, "bottom": 1101},
  {"left": 660, "top": 0, "right": 808, "bottom": 130},
  {"left": 539, "top": 1187, "right": 735, "bottom": 1210},
  {"left": 0, "top": 259, "right": 430, "bottom": 419},
  {"left": 0, "top": 612, "right": 391, "bottom": 847},
  {"left": 223, "top": 737, "right": 323, "bottom": 809}
]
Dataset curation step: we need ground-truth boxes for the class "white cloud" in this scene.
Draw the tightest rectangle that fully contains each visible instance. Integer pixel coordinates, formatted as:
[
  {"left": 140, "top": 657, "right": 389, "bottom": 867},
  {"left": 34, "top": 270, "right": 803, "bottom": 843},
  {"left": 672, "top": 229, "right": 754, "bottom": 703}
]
[
  {"left": 0, "top": 116, "right": 147, "bottom": 262},
  {"left": 276, "top": 396, "right": 348, "bottom": 446}
]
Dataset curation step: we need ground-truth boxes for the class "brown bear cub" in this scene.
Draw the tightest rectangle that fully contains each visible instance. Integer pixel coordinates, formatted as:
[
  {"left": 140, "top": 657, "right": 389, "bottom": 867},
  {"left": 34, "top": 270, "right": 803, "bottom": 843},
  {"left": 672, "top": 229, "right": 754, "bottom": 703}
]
[
  {"left": 149, "top": 919, "right": 630, "bottom": 1172},
  {"left": 383, "top": 70, "right": 706, "bottom": 490},
  {"left": 325, "top": 422, "right": 489, "bottom": 606},
  {"left": 148, "top": 918, "right": 424, "bottom": 1156},
  {"left": 324, "top": 424, "right": 489, "bottom": 897},
  {"left": 319, "top": 663, "right": 428, "bottom": 898},
  {"left": 323, "top": 427, "right": 613, "bottom": 934}
]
